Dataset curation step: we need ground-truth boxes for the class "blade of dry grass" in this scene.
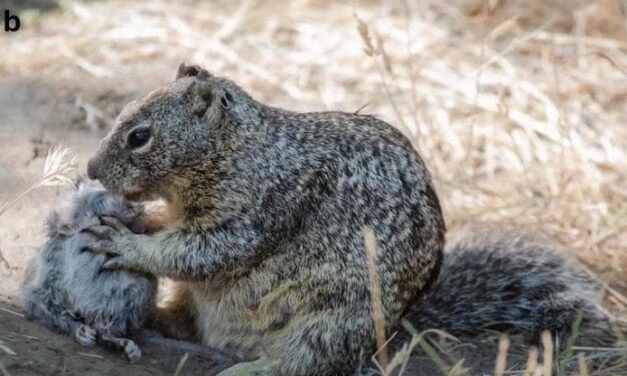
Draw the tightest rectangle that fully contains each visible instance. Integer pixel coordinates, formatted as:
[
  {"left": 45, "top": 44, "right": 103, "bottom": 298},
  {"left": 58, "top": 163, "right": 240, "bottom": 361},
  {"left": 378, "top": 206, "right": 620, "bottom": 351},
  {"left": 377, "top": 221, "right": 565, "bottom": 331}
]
[
  {"left": 0, "top": 145, "right": 76, "bottom": 272},
  {"left": 0, "top": 341, "right": 15, "bottom": 357},
  {"left": 523, "top": 346, "right": 539, "bottom": 376},
  {"left": 577, "top": 352, "right": 590, "bottom": 376},
  {"left": 364, "top": 226, "right": 389, "bottom": 370},
  {"left": 173, "top": 353, "right": 189, "bottom": 376},
  {"left": 0, "top": 146, "right": 76, "bottom": 216},
  {"left": 0, "top": 307, "right": 23, "bottom": 318},
  {"left": 0, "top": 251, "right": 10, "bottom": 270},
  {"left": 494, "top": 334, "right": 510, "bottom": 376},
  {"left": 541, "top": 330, "right": 554, "bottom": 376}
]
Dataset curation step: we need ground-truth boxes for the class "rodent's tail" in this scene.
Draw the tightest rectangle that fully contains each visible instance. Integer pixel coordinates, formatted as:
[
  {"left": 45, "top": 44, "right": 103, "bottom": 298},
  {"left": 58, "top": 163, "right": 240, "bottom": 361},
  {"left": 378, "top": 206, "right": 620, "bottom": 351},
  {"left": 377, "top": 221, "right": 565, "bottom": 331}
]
[{"left": 404, "top": 230, "right": 620, "bottom": 347}]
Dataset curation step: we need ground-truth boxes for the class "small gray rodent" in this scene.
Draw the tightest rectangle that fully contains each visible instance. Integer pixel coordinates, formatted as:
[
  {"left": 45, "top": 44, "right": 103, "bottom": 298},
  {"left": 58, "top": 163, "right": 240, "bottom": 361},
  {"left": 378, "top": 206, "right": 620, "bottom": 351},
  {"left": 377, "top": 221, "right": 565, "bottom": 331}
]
[{"left": 20, "top": 179, "right": 157, "bottom": 362}]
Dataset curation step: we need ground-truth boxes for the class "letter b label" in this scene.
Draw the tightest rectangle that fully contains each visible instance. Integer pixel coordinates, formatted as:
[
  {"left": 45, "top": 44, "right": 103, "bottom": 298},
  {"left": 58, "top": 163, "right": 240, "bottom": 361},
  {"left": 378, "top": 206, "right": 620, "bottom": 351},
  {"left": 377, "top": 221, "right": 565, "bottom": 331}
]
[{"left": 4, "top": 10, "right": 21, "bottom": 32}]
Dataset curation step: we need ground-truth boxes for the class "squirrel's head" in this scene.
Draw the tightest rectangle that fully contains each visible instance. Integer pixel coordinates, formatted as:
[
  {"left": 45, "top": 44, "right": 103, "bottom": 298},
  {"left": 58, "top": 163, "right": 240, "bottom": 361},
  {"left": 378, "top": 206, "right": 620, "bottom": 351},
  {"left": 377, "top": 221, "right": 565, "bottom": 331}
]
[{"left": 87, "top": 63, "right": 259, "bottom": 202}]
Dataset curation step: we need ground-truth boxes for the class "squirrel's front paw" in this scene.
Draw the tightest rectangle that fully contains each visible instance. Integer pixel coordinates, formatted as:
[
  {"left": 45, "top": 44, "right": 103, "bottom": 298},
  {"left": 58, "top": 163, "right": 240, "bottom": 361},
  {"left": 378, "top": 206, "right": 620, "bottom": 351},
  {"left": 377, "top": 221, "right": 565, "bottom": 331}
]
[
  {"left": 217, "top": 357, "right": 277, "bottom": 376},
  {"left": 82, "top": 216, "right": 148, "bottom": 271}
]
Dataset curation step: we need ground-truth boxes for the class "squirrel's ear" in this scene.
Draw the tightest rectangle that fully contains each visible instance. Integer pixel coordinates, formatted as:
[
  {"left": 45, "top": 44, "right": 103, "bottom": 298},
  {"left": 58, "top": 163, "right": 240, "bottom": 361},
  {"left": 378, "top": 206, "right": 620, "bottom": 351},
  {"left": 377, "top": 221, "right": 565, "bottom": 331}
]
[
  {"left": 177, "top": 63, "right": 212, "bottom": 80},
  {"left": 189, "top": 81, "right": 214, "bottom": 118}
]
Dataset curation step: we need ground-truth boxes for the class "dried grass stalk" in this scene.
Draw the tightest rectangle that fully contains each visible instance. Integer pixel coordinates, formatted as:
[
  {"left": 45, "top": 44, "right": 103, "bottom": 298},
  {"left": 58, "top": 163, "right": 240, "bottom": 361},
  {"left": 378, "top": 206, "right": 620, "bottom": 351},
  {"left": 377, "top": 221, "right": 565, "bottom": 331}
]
[
  {"left": 364, "top": 226, "right": 389, "bottom": 370},
  {"left": 541, "top": 330, "right": 554, "bottom": 376},
  {"left": 494, "top": 334, "right": 510, "bottom": 376}
]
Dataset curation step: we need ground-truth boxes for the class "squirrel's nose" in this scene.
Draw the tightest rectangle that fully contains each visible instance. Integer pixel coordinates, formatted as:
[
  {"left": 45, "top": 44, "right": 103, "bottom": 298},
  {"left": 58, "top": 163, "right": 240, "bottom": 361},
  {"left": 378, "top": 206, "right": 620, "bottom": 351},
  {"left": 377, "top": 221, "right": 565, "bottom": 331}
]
[{"left": 87, "top": 158, "right": 99, "bottom": 181}]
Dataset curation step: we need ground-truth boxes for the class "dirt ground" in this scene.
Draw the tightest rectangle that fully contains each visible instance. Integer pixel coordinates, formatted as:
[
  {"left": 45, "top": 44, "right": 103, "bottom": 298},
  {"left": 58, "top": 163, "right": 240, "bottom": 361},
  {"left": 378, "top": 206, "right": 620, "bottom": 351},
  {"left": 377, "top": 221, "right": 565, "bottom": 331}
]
[
  {"left": 0, "top": 301, "right": 234, "bottom": 375},
  {"left": 1, "top": 0, "right": 626, "bottom": 375}
]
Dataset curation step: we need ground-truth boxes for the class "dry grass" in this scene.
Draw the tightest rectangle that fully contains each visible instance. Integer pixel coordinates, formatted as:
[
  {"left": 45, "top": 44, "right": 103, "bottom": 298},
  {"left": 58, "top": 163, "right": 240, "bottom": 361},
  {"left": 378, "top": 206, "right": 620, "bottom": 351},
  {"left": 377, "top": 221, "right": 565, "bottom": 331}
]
[
  {"left": 542, "top": 331, "right": 555, "bottom": 376},
  {"left": 0, "top": 146, "right": 76, "bottom": 216},
  {"left": 1, "top": 0, "right": 626, "bottom": 374},
  {"left": 494, "top": 334, "right": 510, "bottom": 376},
  {"left": 523, "top": 346, "right": 539, "bottom": 376},
  {"left": 0, "top": 145, "right": 76, "bottom": 271}
]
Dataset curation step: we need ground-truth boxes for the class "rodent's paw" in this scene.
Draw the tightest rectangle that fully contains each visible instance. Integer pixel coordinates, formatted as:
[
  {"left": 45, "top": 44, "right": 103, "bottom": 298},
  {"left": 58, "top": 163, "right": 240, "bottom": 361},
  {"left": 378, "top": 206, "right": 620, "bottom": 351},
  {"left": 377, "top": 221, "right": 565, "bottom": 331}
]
[
  {"left": 124, "top": 340, "right": 142, "bottom": 363},
  {"left": 74, "top": 324, "right": 97, "bottom": 347}
]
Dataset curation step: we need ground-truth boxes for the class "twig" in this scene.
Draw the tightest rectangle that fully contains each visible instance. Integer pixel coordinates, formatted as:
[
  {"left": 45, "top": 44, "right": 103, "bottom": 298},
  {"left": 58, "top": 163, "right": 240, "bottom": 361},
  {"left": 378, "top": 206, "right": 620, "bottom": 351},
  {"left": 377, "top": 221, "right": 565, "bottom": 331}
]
[
  {"left": 0, "top": 307, "right": 24, "bottom": 318},
  {"left": 77, "top": 352, "right": 103, "bottom": 359},
  {"left": 0, "top": 248, "right": 10, "bottom": 270}
]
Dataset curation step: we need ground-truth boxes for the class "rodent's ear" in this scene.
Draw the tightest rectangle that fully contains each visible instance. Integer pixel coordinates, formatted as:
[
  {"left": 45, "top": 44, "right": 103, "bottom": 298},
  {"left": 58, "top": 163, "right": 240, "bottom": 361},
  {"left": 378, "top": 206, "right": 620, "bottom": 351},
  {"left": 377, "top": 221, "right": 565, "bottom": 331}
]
[
  {"left": 189, "top": 81, "right": 214, "bottom": 118},
  {"left": 177, "top": 63, "right": 212, "bottom": 80}
]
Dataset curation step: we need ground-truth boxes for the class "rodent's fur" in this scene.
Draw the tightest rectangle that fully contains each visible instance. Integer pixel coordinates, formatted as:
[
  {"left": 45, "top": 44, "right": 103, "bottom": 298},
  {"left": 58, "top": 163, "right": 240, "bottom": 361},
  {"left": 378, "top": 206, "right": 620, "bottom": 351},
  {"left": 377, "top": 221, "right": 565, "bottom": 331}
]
[
  {"left": 84, "top": 64, "right": 619, "bottom": 375},
  {"left": 20, "top": 179, "right": 157, "bottom": 362}
]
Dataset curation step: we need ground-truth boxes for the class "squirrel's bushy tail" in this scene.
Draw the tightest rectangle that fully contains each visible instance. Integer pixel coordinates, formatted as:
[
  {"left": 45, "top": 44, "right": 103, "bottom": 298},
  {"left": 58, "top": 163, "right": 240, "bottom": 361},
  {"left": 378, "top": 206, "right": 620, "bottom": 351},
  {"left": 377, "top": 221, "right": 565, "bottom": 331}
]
[{"left": 404, "top": 231, "right": 620, "bottom": 347}]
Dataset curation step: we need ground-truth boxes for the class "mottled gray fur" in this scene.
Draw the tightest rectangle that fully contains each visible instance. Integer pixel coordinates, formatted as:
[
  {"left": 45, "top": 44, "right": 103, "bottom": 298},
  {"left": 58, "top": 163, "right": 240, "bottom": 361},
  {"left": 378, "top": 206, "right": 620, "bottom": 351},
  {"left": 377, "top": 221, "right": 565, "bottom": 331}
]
[
  {"left": 83, "top": 64, "right": 619, "bottom": 375},
  {"left": 20, "top": 179, "right": 157, "bottom": 362},
  {"left": 405, "top": 230, "right": 615, "bottom": 347}
]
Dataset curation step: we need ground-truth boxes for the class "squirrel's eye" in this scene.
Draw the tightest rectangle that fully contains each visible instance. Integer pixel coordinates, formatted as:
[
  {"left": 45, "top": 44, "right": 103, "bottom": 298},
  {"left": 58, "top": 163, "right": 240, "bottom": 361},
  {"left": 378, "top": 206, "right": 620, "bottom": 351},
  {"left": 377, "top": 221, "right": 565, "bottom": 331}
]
[{"left": 127, "top": 128, "right": 151, "bottom": 149}]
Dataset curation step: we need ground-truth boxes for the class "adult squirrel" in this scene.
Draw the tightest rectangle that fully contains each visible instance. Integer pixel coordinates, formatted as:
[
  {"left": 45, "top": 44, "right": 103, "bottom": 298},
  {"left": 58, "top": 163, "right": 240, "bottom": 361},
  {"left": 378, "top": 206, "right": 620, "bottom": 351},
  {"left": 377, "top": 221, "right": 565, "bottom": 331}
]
[{"left": 84, "top": 64, "right": 618, "bottom": 375}]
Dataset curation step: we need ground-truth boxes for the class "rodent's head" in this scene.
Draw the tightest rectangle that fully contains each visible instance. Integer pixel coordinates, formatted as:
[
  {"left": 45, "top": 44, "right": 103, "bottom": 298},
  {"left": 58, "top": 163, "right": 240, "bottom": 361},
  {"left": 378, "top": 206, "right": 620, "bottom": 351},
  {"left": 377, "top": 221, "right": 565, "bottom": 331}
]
[
  {"left": 46, "top": 178, "right": 145, "bottom": 237},
  {"left": 87, "top": 63, "right": 258, "bottom": 201}
]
